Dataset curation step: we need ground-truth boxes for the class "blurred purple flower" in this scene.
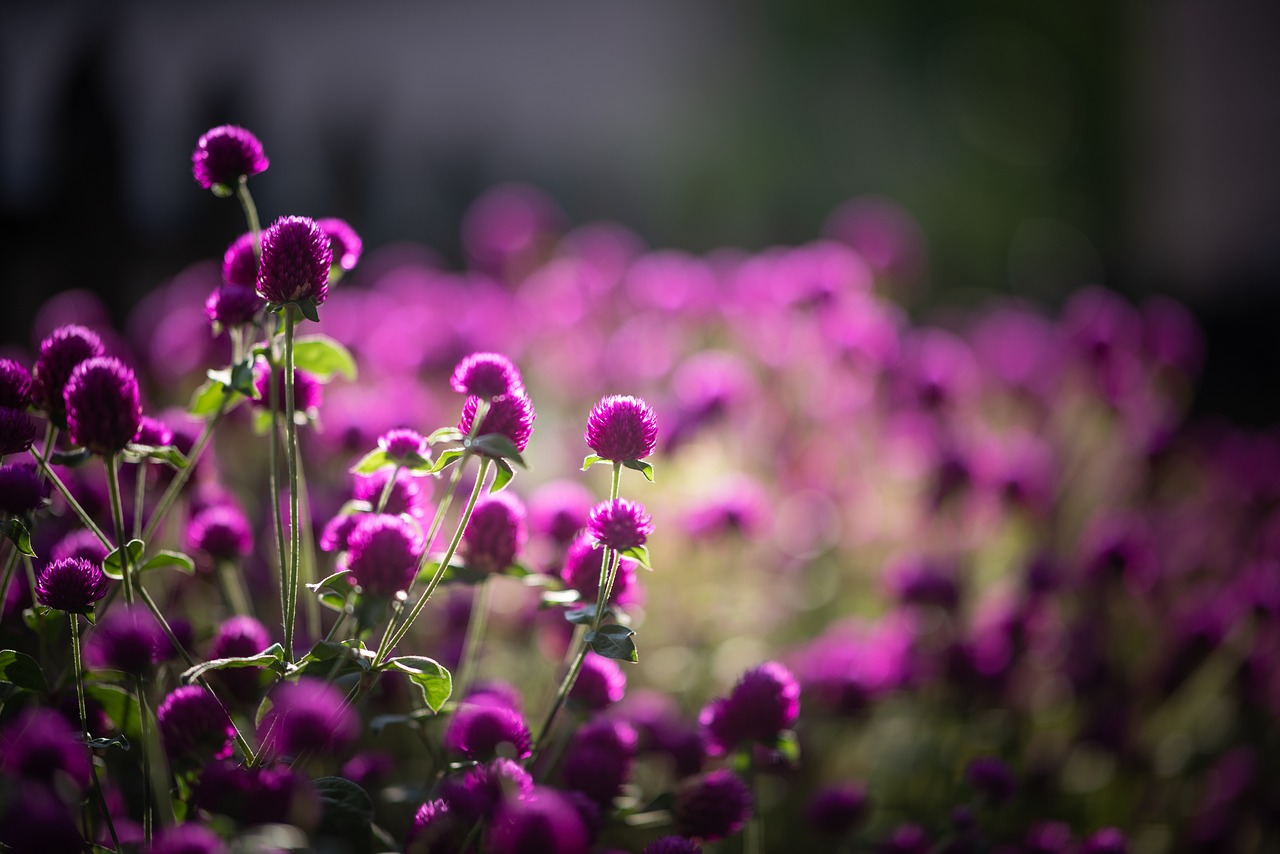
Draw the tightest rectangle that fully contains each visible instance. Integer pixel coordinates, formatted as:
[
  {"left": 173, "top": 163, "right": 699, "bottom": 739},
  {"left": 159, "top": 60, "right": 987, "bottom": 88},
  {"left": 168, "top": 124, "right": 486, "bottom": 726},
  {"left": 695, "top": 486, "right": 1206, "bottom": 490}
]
[
  {"left": 451, "top": 352, "right": 524, "bottom": 399},
  {"left": 461, "top": 491, "right": 527, "bottom": 575},
  {"left": 259, "top": 678, "right": 359, "bottom": 758},
  {"left": 157, "top": 685, "right": 235, "bottom": 761},
  {"left": 344, "top": 513, "right": 423, "bottom": 597},
  {"left": 317, "top": 217, "right": 363, "bottom": 273},
  {"left": 673, "top": 769, "right": 752, "bottom": 842},
  {"left": 192, "top": 125, "right": 269, "bottom": 190}
]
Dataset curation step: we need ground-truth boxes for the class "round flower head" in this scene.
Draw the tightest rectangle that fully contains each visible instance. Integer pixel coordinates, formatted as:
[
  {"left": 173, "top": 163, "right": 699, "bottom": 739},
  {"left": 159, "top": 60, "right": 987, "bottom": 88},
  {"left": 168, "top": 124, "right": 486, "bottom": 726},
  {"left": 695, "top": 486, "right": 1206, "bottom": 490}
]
[
  {"left": 561, "top": 719, "right": 637, "bottom": 806},
  {"left": 807, "top": 783, "right": 868, "bottom": 836},
  {"left": 222, "top": 232, "right": 258, "bottom": 288},
  {"left": 644, "top": 837, "right": 702, "bottom": 854},
  {"left": 406, "top": 798, "right": 465, "bottom": 854},
  {"left": 443, "top": 699, "right": 532, "bottom": 761},
  {"left": 0, "top": 708, "right": 91, "bottom": 790},
  {"left": 205, "top": 284, "right": 262, "bottom": 330},
  {"left": 437, "top": 757, "right": 534, "bottom": 824},
  {"left": 560, "top": 533, "right": 640, "bottom": 607},
  {"left": 461, "top": 492, "right": 527, "bottom": 576},
  {"left": 486, "top": 787, "right": 589, "bottom": 854},
  {"left": 344, "top": 513, "right": 423, "bottom": 597},
  {"left": 64, "top": 356, "right": 142, "bottom": 455},
  {"left": 187, "top": 504, "right": 253, "bottom": 563},
  {"left": 353, "top": 468, "right": 427, "bottom": 519},
  {"left": 458, "top": 393, "right": 535, "bottom": 454},
  {"left": 673, "top": 769, "right": 753, "bottom": 842},
  {"left": 256, "top": 215, "right": 332, "bottom": 306},
  {"left": 32, "top": 324, "right": 104, "bottom": 427},
  {"left": 378, "top": 428, "right": 430, "bottom": 466},
  {"left": 260, "top": 678, "right": 359, "bottom": 758},
  {"left": 35, "top": 557, "right": 108, "bottom": 614},
  {"left": 699, "top": 661, "right": 800, "bottom": 756},
  {"left": 569, "top": 652, "right": 627, "bottom": 711},
  {"left": 0, "top": 407, "right": 36, "bottom": 457},
  {"left": 195, "top": 760, "right": 318, "bottom": 828},
  {"left": 252, "top": 363, "right": 323, "bottom": 417},
  {"left": 585, "top": 394, "right": 658, "bottom": 462},
  {"left": 0, "top": 358, "right": 33, "bottom": 411},
  {"left": 51, "top": 528, "right": 110, "bottom": 565},
  {"left": 317, "top": 218, "right": 363, "bottom": 272},
  {"left": 150, "top": 823, "right": 227, "bottom": 854},
  {"left": 86, "top": 604, "right": 163, "bottom": 675},
  {"left": 192, "top": 125, "right": 269, "bottom": 191},
  {"left": 0, "top": 786, "right": 84, "bottom": 853},
  {"left": 587, "top": 498, "right": 653, "bottom": 552},
  {"left": 0, "top": 463, "right": 47, "bottom": 516},
  {"left": 450, "top": 352, "right": 524, "bottom": 399},
  {"left": 157, "top": 686, "right": 235, "bottom": 761},
  {"left": 208, "top": 615, "right": 272, "bottom": 704}
]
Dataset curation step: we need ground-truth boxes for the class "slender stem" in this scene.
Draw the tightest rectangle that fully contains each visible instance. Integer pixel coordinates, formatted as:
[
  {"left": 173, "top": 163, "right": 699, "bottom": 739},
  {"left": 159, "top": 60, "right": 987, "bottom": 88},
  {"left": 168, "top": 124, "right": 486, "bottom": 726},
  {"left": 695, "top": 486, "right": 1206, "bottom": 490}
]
[
  {"left": 266, "top": 350, "right": 289, "bottom": 657},
  {"left": 135, "top": 675, "right": 153, "bottom": 844},
  {"left": 132, "top": 464, "right": 146, "bottom": 541},
  {"left": 455, "top": 578, "right": 492, "bottom": 697},
  {"left": 0, "top": 548, "right": 19, "bottom": 629},
  {"left": 746, "top": 752, "right": 762, "bottom": 854},
  {"left": 106, "top": 455, "right": 134, "bottom": 606},
  {"left": 529, "top": 644, "right": 587, "bottom": 770},
  {"left": 375, "top": 464, "right": 402, "bottom": 513},
  {"left": 236, "top": 180, "right": 263, "bottom": 257},
  {"left": 28, "top": 447, "right": 111, "bottom": 547},
  {"left": 141, "top": 402, "right": 227, "bottom": 544},
  {"left": 377, "top": 459, "right": 491, "bottom": 666},
  {"left": 71, "top": 614, "right": 120, "bottom": 851},
  {"left": 218, "top": 560, "right": 253, "bottom": 617},
  {"left": 283, "top": 308, "right": 301, "bottom": 662},
  {"left": 297, "top": 461, "right": 320, "bottom": 644}
]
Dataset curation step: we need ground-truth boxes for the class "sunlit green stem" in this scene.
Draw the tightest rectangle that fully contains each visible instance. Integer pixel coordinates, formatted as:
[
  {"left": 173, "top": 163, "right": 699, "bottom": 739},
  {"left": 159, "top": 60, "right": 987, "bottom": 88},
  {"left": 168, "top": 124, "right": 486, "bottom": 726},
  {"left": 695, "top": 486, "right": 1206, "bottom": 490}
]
[
  {"left": 141, "top": 399, "right": 227, "bottom": 544},
  {"left": 283, "top": 307, "right": 302, "bottom": 662},
  {"left": 218, "top": 560, "right": 253, "bottom": 617},
  {"left": 0, "top": 549, "right": 19, "bottom": 629},
  {"left": 375, "top": 464, "right": 402, "bottom": 513},
  {"left": 266, "top": 349, "right": 289, "bottom": 658},
  {"left": 455, "top": 578, "right": 493, "bottom": 697},
  {"left": 28, "top": 447, "right": 111, "bottom": 547},
  {"left": 135, "top": 675, "right": 154, "bottom": 844},
  {"left": 236, "top": 180, "right": 262, "bottom": 257},
  {"left": 106, "top": 455, "right": 134, "bottom": 606},
  {"left": 70, "top": 613, "right": 120, "bottom": 851}
]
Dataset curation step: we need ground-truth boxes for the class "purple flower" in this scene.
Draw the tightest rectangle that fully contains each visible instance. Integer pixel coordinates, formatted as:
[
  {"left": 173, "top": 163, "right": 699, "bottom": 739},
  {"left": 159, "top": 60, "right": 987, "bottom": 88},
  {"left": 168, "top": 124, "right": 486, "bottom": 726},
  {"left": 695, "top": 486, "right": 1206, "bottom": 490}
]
[
  {"left": 50, "top": 529, "right": 110, "bottom": 565},
  {"left": 1082, "top": 828, "right": 1128, "bottom": 854},
  {"left": 807, "top": 783, "right": 869, "bottom": 836},
  {"left": 443, "top": 699, "right": 532, "bottom": 761},
  {"left": 187, "top": 504, "right": 254, "bottom": 563},
  {"left": 32, "top": 324, "right": 104, "bottom": 427},
  {"left": 437, "top": 757, "right": 533, "bottom": 823},
  {"left": 673, "top": 769, "right": 753, "bottom": 842},
  {"left": 683, "top": 479, "right": 769, "bottom": 540},
  {"left": 320, "top": 512, "right": 363, "bottom": 553},
  {"left": 406, "top": 799, "right": 465, "bottom": 854},
  {"left": 461, "top": 492, "right": 527, "bottom": 575},
  {"left": 569, "top": 652, "right": 627, "bottom": 711},
  {"left": 157, "top": 686, "right": 235, "bottom": 760},
  {"left": 0, "top": 708, "right": 90, "bottom": 790},
  {"left": 195, "top": 761, "right": 317, "bottom": 828},
  {"left": 881, "top": 823, "right": 930, "bottom": 854},
  {"left": 561, "top": 719, "right": 637, "bottom": 806},
  {"left": 560, "top": 533, "right": 640, "bottom": 607},
  {"left": 353, "top": 468, "right": 428, "bottom": 519},
  {"left": 344, "top": 513, "right": 423, "bottom": 597},
  {"left": 259, "top": 678, "right": 359, "bottom": 758},
  {"left": 486, "top": 786, "right": 589, "bottom": 854},
  {"left": 886, "top": 557, "right": 960, "bottom": 610},
  {"left": 150, "top": 823, "right": 227, "bottom": 854},
  {"left": 965, "top": 756, "right": 1016, "bottom": 802},
  {"left": 584, "top": 394, "right": 658, "bottom": 462},
  {"left": 317, "top": 217, "right": 363, "bottom": 272},
  {"left": 207, "top": 616, "right": 272, "bottom": 704},
  {"left": 378, "top": 428, "right": 430, "bottom": 465},
  {"left": 587, "top": 498, "right": 653, "bottom": 552},
  {"left": 86, "top": 604, "right": 164, "bottom": 675},
  {"left": 35, "top": 557, "right": 108, "bottom": 613},
  {"left": 251, "top": 363, "right": 323, "bottom": 416},
  {"left": 221, "top": 232, "right": 258, "bottom": 288},
  {"left": 0, "top": 786, "right": 84, "bottom": 853},
  {"left": 134, "top": 415, "right": 173, "bottom": 448},
  {"left": 464, "top": 681, "right": 525, "bottom": 713},
  {"left": 644, "top": 837, "right": 702, "bottom": 854},
  {"left": 0, "top": 463, "right": 45, "bottom": 516},
  {"left": 458, "top": 393, "right": 536, "bottom": 454},
  {"left": 256, "top": 216, "right": 333, "bottom": 306},
  {"left": 528, "top": 480, "right": 594, "bottom": 546},
  {"left": 205, "top": 284, "right": 262, "bottom": 330},
  {"left": 450, "top": 352, "right": 524, "bottom": 399},
  {"left": 0, "top": 358, "right": 33, "bottom": 411},
  {"left": 192, "top": 125, "right": 269, "bottom": 190},
  {"left": 699, "top": 662, "right": 800, "bottom": 756},
  {"left": 63, "top": 356, "right": 142, "bottom": 455},
  {"left": 0, "top": 407, "right": 36, "bottom": 458}
]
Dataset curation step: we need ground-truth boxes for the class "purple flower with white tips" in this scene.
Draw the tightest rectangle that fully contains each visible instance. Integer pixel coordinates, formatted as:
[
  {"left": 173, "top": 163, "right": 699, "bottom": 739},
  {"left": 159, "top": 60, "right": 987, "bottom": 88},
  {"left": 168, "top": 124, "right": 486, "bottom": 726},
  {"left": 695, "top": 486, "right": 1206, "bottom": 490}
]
[
  {"left": 585, "top": 394, "right": 658, "bottom": 462},
  {"left": 192, "top": 125, "right": 269, "bottom": 191},
  {"left": 256, "top": 216, "right": 332, "bottom": 306},
  {"left": 450, "top": 352, "right": 524, "bottom": 399}
]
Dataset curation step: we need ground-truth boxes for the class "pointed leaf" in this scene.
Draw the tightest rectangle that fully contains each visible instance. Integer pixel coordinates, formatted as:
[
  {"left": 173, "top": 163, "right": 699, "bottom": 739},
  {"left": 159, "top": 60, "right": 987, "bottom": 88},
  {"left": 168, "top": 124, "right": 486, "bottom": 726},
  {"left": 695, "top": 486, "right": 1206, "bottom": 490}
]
[
  {"left": 585, "top": 625, "right": 638, "bottom": 663},
  {"left": 230, "top": 358, "right": 260, "bottom": 398},
  {"left": 620, "top": 544, "right": 652, "bottom": 571},
  {"left": 103, "top": 540, "right": 146, "bottom": 581},
  {"left": 427, "top": 427, "right": 464, "bottom": 445},
  {"left": 428, "top": 448, "right": 466, "bottom": 473},
  {"left": 0, "top": 649, "right": 47, "bottom": 693},
  {"left": 181, "top": 643, "right": 286, "bottom": 684},
  {"left": 581, "top": 454, "right": 604, "bottom": 471},
  {"left": 564, "top": 604, "right": 608, "bottom": 626},
  {"left": 349, "top": 449, "right": 392, "bottom": 475},
  {"left": 622, "top": 459, "right": 655, "bottom": 482},
  {"left": 315, "top": 776, "right": 373, "bottom": 852},
  {"left": 385, "top": 656, "right": 452, "bottom": 713},
  {"left": 82, "top": 734, "right": 131, "bottom": 752},
  {"left": 1, "top": 519, "right": 35, "bottom": 557},
  {"left": 189, "top": 379, "right": 243, "bottom": 418},
  {"left": 490, "top": 459, "right": 515, "bottom": 493},
  {"left": 138, "top": 550, "right": 195, "bottom": 575},
  {"left": 297, "top": 299, "right": 321, "bottom": 324},
  {"left": 123, "top": 444, "right": 190, "bottom": 470},
  {"left": 469, "top": 433, "right": 526, "bottom": 466},
  {"left": 293, "top": 334, "right": 357, "bottom": 382}
]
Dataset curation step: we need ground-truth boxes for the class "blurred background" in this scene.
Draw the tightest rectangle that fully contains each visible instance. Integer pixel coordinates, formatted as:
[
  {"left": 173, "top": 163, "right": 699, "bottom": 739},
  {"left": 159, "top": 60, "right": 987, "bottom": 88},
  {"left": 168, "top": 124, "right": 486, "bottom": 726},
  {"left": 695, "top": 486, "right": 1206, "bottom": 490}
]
[{"left": 2, "top": 0, "right": 1278, "bottom": 421}]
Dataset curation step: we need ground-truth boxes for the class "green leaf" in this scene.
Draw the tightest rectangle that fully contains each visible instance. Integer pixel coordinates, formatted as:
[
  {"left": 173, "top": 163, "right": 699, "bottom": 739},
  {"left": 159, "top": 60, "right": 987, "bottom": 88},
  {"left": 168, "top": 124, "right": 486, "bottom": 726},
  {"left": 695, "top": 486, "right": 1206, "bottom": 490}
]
[
  {"left": 181, "top": 643, "right": 286, "bottom": 684},
  {"left": 229, "top": 358, "right": 259, "bottom": 397},
  {"left": 469, "top": 434, "right": 526, "bottom": 466},
  {"left": 103, "top": 540, "right": 145, "bottom": 581},
  {"left": 349, "top": 449, "right": 391, "bottom": 475},
  {"left": 85, "top": 683, "right": 141, "bottom": 741},
  {"left": 490, "top": 459, "right": 515, "bottom": 493},
  {"left": 564, "top": 604, "right": 608, "bottom": 626},
  {"left": 620, "top": 544, "right": 652, "bottom": 571},
  {"left": 1, "top": 519, "right": 35, "bottom": 557},
  {"left": 582, "top": 453, "right": 604, "bottom": 471},
  {"left": 288, "top": 639, "right": 374, "bottom": 678},
  {"left": 315, "top": 776, "right": 373, "bottom": 853},
  {"left": 622, "top": 459, "right": 655, "bottom": 482},
  {"left": 427, "top": 427, "right": 464, "bottom": 445},
  {"left": 429, "top": 448, "right": 466, "bottom": 473},
  {"left": 336, "top": 499, "right": 374, "bottom": 517},
  {"left": 369, "top": 710, "right": 431, "bottom": 734},
  {"left": 189, "top": 378, "right": 243, "bottom": 418},
  {"left": 297, "top": 299, "right": 321, "bottom": 324},
  {"left": 0, "top": 649, "right": 48, "bottom": 693},
  {"left": 293, "top": 334, "right": 357, "bottom": 382},
  {"left": 585, "top": 625, "right": 638, "bottom": 663},
  {"left": 49, "top": 447, "right": 92, "bottom": 468},
  {"left": 385, "top": 656, "right": 452, "bottom": 713},
  {"left": 307, "top": 569, "right": 352, "bottom": 613},
  {"left": 123, "top": 444, "right": 189, "bottom": 470},
  {"left": 138, "top": 550, "right": 195, "bottom": 575}
]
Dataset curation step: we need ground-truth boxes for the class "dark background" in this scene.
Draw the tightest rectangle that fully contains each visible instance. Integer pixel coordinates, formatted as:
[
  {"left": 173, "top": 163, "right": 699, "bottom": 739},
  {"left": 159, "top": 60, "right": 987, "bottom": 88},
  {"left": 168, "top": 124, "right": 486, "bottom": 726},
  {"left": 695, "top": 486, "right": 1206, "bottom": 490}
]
[{"left": 2, "top": 0, "right": 1278, "bottom": 422}]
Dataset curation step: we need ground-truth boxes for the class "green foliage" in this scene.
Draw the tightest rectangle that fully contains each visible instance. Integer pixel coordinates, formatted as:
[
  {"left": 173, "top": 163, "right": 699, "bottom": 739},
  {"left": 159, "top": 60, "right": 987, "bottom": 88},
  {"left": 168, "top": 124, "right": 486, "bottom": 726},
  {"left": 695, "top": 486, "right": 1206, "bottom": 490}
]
[
  {"left": 292, "top": 334, "right": 357, "bottom": 382},
  {"left": 585, "top": 625, "right": 638, "bottom": 663},
  {"left": 384, "top": 656, "right": 453, "bottom": 713},
  {"left": 0, "top": 649, "right": 47, "bottom": 693}
]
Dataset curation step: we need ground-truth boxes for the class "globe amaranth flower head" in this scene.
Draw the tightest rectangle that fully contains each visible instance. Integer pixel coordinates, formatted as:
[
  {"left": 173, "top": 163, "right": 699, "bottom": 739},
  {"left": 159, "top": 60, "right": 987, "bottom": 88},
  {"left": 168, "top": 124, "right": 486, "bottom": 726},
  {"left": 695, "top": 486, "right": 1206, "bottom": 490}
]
[
  {"left": 192, "top": 125, "right": 269, "bottom": 191},
  {"left": 353, "top": 468, "right": 429, "bottom": 520},
  {"left": 32, "top": 324, "right": 104, "bottom": 427},
  {"left": 585, "top": 394, "right": 658, "bottom": 462},
  {"left": 442, "top": 698, "right": 532, "bottom": 761},
  {"left": 436, "top": 757, "right": 534, "bottom": 824},
  {"left": 379, "top": 428, "right": 430, "bottom": 466},
  {"left": 673, "top": 769, "right": 753, "bottom": 842},
  {"left": 187, "top": 504, "right": 254, "bottom": 564},
  {"left": 51, "top": 528, "right": 110, "bottom": 565},
  {"left": 222, "top": 231, "right": 259, "bottom": 288},
  {"left": 259, "top": 677, "right": 359, "bottom": 758},
  {"left": 35, "top": 557, "right": 109, "bottom": 614},
  {"left": 561, "top": 719, "right": 638, "bottom": 806},
  {"left": 406, "top": 798, "right": 466, "bottom": 854},
  {"left": 64, "top": 356, "right": 142, "bottom": 456},
  {"left": 0, "top": 358, "right": 33, "bottom": 411},
  {"left": 699, "top": 661, "right": 800, "bottom": 756},
  {"left": 0, "top": 407, "right": 36, "bottom": 458},
  {"left": 450, "top": 352, "right": 525, "bottom": 400},
  {"left": 587, "top": 498, "right": 653, "bottom": 552},
  {"left": 529, "top": 480, "right": 594, "bottom": 546},
  {"left": 86, "top": 604, "right": 164, "bottom": 675},
  {"left": 569, "top": 651, "right": 627, "bottom": 711},
  {"left": 458, "top": 392, "right": 535, "bottom": 454},
  {"left": 157, "top": 685, "right": 236, "bottom": 761},
  {"left": 486, "top": 786, "right": 590, "bottom": 854},
  {"left": 0, "top": 463, "right": 47, "bottom": 517},
  {"left": 256, "top": 216, "right": 333, "bottom": 306},
  {"left": 135, "top": 415, "right": 173, "bottom": 448},
  {"left": 208, "top": 615, "right": 273, "bottom": 704},
  {"left": 150, "top": 823, "right": 228, "bottom": 854},
  {"left": 317, "top": 218, "right": 363, "bottom": 272},
  {"left": 195, "top": 760, "right": 318, "bottom": 828},
  {"left": 0, "top": 708, "right": 91, "bottom": 790},
  {"left": 460, "top": 491, "right": 527, "bottom": 576},
  {"left": 560, "top": 533, "right": 640, "bottom": 607},
  {"left": 206, "top": 284, "right": 263, "bottom": 330},
  {"left": 252, "top": 362, "right": 323, "bottom": 417},
  {"left": 344, "top": 513, "right": 423, "bottom": 598}
]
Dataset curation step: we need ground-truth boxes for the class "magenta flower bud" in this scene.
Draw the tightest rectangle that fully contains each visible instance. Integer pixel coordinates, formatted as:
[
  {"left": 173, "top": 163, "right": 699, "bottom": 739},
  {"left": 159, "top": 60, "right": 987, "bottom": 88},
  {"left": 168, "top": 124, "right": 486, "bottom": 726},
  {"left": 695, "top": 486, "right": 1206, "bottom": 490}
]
[
  {"left": 464, "top": 681, "right": 524, "bottom": 714},
  {"left": 345, "top": 513, "right": 423, "bottom": 597},
  {"left": 561, "top": 719, "right": 637, "bottom": 806},
  {"left": 437, "top": 757, "right": 534, "bottom": 823},
  {"left": 807, "top": 783, "right": 868, "bottom": 837},
  {"left": 86, "top": 604, "right": 163, "bottom": 675},
  {"left": 0, "top": 359, "right": 33, "bottom": 411},
  {"left": 205, "top": 284, "right": 263, "bottom": 330},
  {"left": 450, "top": 352, "right": 524, "bottom": 399},
  {"left": 320, "top": 512, "right": 362, "bottom": 553},
  {"left": 51, "top": 529, "right": 110, "bottom": 565},
  {"left": 458, "top": 393, "right": 536, "bottom": 455},
  {"left": 0, "top": 463, "right": 47, "bottom": 516},
  {"left": 222, "top": 232, "right": 258, "bottom": 288},
  {"left": 187, "top": 504, "right": 254, "bottom": 563},
  {"left": 487, "top": 787, "right": 589, "bottom": 854},
  {"left": 157, "top": 685, "right": 235, "bottom": 761},
  {"left": 0, "top": 407, "right": 36, "bottom": 457},
  {"left": 260, "top": 678, "right": 359, "bottom": 757},
  {"left": 587, "top": 498, "right": 653, "bottom": 552},
  {"left": 64, "top": 357, "right": 142, "bottom": 456},
  {"left": 699, "top": 662, "right": 800, "bottom": 756},
  {"left": 317, "top": 217, "right": 363, "bottom": 272},
  {"left": 461, "top": 492, "right": 527, "bottom": 576},
  {"left": 644, "top": 838, "right": 702, "bottom": 854},
  {"left": 192, "top": 125, "right": 269, "bottom": 191},
  {"left": 256, "top": 216, "right": 332, "bottom": 306},
  {"left": 32, "top": 324, "right": 104, "bottom": 427},
  {"left": 35, "top": 557, "right": 108, "bottom": 613},
  {"left": 560, "top": 533, "right": 640, "bottom": 607},
  {"left": 674, "top": 769, "right": 753, "bottom": 842},
  {"left": 569, "top": 652, "right": 627, "bottom": 711},
  {"left": 378, "top": 428, "right": 430, "bottom": 465},
  {"left": 443, "top": 699, "right": 532, "bottom": 761},
  {"left": 585, "top": 394, "right": 658, "bottom": 463},
  {"left": 150, "top": 824, "right": 227, "bottom": 854},
  {"left": 252, "top": 363, "right": 323, "bottom": 417}
]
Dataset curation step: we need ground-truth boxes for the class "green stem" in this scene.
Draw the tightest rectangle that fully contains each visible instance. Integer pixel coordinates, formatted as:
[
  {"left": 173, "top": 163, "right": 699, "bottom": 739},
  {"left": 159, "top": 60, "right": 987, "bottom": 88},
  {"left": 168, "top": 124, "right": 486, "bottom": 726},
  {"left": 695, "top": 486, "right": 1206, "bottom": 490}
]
[
  {"left": 455, "top": 578, "right": 492, "bottom": 698},
  {"left": 132, "top": 463, "right": 146, "bottom": 541},
  {"left": 266, "top": 351, "right": 289, "bottom": 659},
  {"left": 236, "top": 180, "right": 263, "bottom": 257},
  {"left": 135, "top": 676, "right": 154, "bottom": 844},
  {"left": 71, "top": 614, "right": 120, "bottom": 851},
  {"left": 283, "top": 307, "right": 301, "bottom": 662},
  {"left": 28, "top": 447, "right": 111, "bottom": 548},
  {"left": 375, "top": 464, "right": 402, "bottom": 513},
  {"left": 141, "top": 401, "right": 227, "bottom": 544},
  {"left": 0, "top": 549, "right": 19, "bottom": 629},
  {"left": 218, "top": 560, "right": 253, "bottom": 617},
  {"left": 106, "top": 455, "right": 134, "bottom": 606},
  {"left": 746, "top": 753, "right": 762, "bottom": 854}
]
